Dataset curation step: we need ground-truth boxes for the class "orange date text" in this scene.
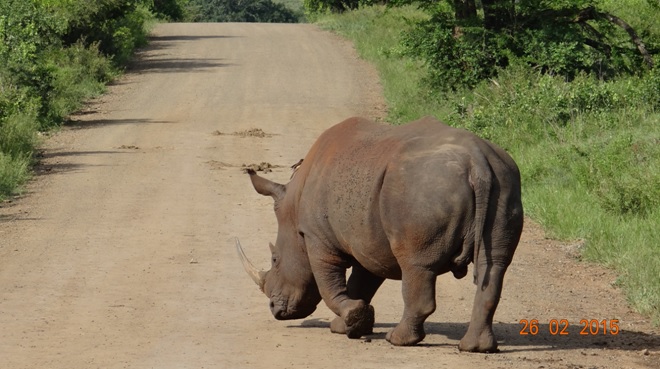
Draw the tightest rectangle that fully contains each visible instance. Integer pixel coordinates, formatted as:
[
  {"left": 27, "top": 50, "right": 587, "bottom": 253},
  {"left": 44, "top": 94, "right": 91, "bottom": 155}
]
[{"left": 519, "top": 319, "right": 620, "bottom": 336}]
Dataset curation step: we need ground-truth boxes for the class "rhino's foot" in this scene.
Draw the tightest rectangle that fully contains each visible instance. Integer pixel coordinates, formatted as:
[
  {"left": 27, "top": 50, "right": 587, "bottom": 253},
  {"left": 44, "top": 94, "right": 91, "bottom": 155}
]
[
  {"left": 330, "top": 316, "right": 346, "bottom": 334},
  {"left": 342, "top": 302, "right": 374, "bottom": 339},
  {"left": 458, "top": 329, "right": 498, "bottom": 353},
  {"left": 385, "top": 323, "right": 425, "bottom": 346}
]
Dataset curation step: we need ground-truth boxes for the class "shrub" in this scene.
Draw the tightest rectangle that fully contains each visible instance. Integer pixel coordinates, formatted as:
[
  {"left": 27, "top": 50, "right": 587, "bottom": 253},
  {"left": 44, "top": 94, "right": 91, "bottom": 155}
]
[
  {"left": 189, "top": 0, "right": 301, "bottom": 23},
  {"left": 0, "top": 0, "right": 150, "bottom": 199},
  {"left": 400, "top": 1, "right": 658, "bottom": 90},
  {"left": 46, "top": 42, "right": 117, "bottom": 119}
]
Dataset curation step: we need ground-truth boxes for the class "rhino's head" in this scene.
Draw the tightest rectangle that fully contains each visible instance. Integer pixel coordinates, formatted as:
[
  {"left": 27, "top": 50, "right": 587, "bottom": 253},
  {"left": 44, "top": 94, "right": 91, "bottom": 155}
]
[{"left": 236, "top": 169, "right": 322, "bottom": 320}]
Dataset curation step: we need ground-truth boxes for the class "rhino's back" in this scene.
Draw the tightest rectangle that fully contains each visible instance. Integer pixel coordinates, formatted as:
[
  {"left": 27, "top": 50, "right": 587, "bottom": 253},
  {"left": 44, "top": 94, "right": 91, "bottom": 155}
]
[{"left": 295, "top": 116, "right": 519, "bottom": 278}]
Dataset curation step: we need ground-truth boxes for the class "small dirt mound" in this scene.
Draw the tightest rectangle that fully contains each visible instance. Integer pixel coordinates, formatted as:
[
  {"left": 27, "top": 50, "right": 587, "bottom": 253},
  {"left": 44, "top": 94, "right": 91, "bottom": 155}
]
[
  {"left": 206, "top": 160, "right": 234, "bottom": 170},
  {"left": 235, "top": 128, "right": 271, "bottom": 138},
  {"left": 241, "top": 162, "right": 281, "bottom": 173},
  {"left": 212, "top": 128, "right": 273, "bottom": 138}
]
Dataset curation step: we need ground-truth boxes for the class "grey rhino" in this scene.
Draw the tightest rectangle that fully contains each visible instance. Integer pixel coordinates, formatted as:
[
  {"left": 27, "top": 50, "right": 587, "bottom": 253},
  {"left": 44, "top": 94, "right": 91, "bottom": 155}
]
[{"left": 236, "top": 116, "right": 523, "bottom": 353}]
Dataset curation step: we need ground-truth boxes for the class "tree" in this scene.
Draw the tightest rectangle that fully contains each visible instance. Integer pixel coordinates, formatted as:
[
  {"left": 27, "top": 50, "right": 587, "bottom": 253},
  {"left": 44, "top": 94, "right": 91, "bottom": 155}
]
[
  {"left": 151, "top": 0, "right": 188, "bottom": 20},
  {"left": 401, "top": 0, "right": 657, "bottom": 90},
  {"left": 188, "top": 0, "right": 300, "bottom": 22}
]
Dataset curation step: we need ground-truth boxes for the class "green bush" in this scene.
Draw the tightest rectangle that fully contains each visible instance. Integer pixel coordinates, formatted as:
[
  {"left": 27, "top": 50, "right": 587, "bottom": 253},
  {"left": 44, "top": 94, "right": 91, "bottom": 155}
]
[
  {"left": 47, "top": 42, "right": 117, "bottom": 119},
  {"left": 188, "top": 0, "right": 301, "bottom": 22},
  {"left": 57, "top": 0, "right": 152, "bottom": 64},
  {"left": 0, "top": 112, "right": 39, "bottom": 161},
  {"left": 401, "top": 12, "right": 500, "bottom": 89},
  {"left": 0, "top": 0, "right": 153, "bottom": 199},
  {"left": 151, "top": 0, "right": 189, "bottom": 20},
  {"left": 400, "top": 1, "right": 657, "bottom": 90},
  {"left": 0, "top": 0, "right": 62, "bottom": 127}
]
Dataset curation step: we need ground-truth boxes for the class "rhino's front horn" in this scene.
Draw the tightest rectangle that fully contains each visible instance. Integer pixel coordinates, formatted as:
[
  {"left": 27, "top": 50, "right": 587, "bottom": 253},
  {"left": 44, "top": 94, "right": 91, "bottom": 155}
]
[{"left": 235, "top": 237, "right": 267, "bottom": 292}]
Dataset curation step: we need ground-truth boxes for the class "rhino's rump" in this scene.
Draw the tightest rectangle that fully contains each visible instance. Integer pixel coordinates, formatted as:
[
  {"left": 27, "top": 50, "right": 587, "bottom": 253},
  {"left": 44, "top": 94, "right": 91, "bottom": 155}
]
[{"left": 297, "top": 117, "right": 485, "bottom": 279}]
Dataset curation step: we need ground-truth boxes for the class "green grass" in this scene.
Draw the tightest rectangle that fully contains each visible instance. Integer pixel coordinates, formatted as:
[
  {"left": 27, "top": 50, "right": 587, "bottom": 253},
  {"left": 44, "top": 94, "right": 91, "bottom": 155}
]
[
  {"left": 0, "top": 152, "right": 31, "bottom": 197},
  {"left": 0, "top": 113, "right": 38, "bottom": 199},
  {"left": 316, "top": 5, "right": 660, "bottom": 324}
]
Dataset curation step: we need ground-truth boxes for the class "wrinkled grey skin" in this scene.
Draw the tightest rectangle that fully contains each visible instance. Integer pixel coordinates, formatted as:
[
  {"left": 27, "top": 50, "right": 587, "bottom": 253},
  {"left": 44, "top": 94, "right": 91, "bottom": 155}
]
[{"left": 237, "top": 116, "right": 523, "bottom": 353}]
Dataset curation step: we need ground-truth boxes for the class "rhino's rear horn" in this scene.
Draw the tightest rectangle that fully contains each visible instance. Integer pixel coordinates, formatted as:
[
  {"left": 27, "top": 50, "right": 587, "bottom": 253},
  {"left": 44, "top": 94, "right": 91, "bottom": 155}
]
[{"left": 235, "top": 237, "right": 267, "bottom": 292}]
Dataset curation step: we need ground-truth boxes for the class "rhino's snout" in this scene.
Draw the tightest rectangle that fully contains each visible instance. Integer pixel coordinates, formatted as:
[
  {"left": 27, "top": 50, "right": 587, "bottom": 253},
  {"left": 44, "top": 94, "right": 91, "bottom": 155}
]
[
  {"left": 269, "top": 296, "right": 316, "bottom": 320},
  {"left": 270, "top": 298, "right": 288, "bottom": 320}
]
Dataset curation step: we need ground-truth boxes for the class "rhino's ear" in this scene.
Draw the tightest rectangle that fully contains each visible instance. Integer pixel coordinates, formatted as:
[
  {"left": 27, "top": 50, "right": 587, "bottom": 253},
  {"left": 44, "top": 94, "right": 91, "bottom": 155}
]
[{"left": 247, "top": 169, "right": 286, "bottom": 201}]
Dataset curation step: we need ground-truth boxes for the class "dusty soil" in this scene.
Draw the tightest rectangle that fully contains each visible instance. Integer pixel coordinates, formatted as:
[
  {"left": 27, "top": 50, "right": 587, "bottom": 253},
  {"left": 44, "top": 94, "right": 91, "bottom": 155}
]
[{"left": 0, "top": 23, "right": 658, "bottom": 369}]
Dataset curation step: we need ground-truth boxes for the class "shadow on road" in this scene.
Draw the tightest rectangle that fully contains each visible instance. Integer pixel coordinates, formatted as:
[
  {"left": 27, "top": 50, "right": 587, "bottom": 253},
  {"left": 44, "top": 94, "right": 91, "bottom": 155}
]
[
  {"left": 129, "top": 58, "right": 235, "bottom": 74},
  {"left": 126, "top": 34, "right": 240, "bottom": 74},
  {"left": 292, "top": 319, "right": 659, "bottom": 352},
  {"left": 66, "top": 118, "right": 174, "bottom": 130},
  {"left": 33, "top": 150, "right": 134, "bottom": 177},
  {"left": 148, "top": 35, "right": 241, "bottom": 42}
]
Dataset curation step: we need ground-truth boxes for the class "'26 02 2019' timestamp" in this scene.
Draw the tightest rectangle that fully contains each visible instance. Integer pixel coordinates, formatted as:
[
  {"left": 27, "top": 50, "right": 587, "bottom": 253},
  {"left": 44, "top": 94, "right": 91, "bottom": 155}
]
[{"left": 519, "top": 319, "right": 620, "bottom": 336}]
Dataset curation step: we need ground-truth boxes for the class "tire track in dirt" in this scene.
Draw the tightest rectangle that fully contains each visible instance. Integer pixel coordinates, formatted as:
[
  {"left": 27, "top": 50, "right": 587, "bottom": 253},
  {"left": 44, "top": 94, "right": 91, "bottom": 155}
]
[{"left": 0, "top": 23, "right": 657, "bottom": 369}]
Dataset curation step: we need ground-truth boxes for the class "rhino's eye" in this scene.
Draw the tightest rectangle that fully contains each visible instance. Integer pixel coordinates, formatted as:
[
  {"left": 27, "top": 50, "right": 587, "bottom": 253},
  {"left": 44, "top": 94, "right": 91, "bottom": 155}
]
[{"left": 271, "top": 255, "right": 279, "bottom": 265}]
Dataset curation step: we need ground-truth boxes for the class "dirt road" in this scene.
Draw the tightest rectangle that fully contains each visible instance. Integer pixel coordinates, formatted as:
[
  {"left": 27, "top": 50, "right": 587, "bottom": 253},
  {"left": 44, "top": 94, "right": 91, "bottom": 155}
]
[{"left": 0, "top": 23, "right": 658, "bottom": 369}]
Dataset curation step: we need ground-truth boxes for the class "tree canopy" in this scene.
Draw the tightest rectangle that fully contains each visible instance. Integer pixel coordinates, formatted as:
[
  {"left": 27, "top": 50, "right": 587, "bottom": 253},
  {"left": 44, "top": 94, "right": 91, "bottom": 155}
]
[
  {"left": 187, "top": 0, "right": 301, "bottom": 22},
  {"left": 401, "top": 0, "right": 657, "bottom": 89}
]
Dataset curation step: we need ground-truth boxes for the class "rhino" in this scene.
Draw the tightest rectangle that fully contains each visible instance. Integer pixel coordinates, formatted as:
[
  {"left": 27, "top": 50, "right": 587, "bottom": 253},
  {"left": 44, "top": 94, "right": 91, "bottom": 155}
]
[{"left": 236, "top": 116, "right": 523, "bottom": 353}]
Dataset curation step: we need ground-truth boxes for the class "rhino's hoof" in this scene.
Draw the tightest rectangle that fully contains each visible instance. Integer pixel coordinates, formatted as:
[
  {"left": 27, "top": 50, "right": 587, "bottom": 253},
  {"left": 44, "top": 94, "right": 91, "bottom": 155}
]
[
  {"left": 344, "top": 304, "right": 374, "bottom": 339},
  {"left": 385, "top": 324, "right": 425, "bottom": 346},
  {"left": 330, "top": 316, "right": 346, "bottom": 334},
  {"left": 458, "top": 331, "right": 499, "bottom": 353}
]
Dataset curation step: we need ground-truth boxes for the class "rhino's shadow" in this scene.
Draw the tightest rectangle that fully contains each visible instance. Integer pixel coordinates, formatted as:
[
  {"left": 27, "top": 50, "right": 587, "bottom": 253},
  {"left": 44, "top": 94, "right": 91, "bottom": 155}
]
[{"left": 293, "top": 319, "right": 659, "bottom": 352}]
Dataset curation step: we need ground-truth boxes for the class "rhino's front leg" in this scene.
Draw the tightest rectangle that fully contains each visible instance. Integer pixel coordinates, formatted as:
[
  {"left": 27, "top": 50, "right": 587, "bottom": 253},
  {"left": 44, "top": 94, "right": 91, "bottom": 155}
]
[
  {"left": 306, "top": 237, "right": 375, "bottom": 339},
  {"left": 330, "top": 264, "right": 384, "bottom": 335},
  {"left": 386, "top": 267, "right": 437, "bottom": 346}
]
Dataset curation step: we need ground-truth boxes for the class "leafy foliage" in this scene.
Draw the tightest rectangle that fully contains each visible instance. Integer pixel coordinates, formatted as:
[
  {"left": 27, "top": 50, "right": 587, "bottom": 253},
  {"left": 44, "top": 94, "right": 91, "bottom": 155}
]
[
  {"left": 0, "top": 0, "right": 162, "bottom": 199},
  {"left": 401, "top": 12, "right": 503, "bottom": 89},
  {"left": 188, "top": 0, "right": 301, "bottom": 22},
  {"left": 304, "top": 0, "right": 359, "bottom": 13},
  {"left": 150, "top": 0, "right": 189, "bottom": 20},
  {"left": 400, "top": 0, "right": 658, "bottom": 90},
  {"left": 52, "top": 0, "right": 153, "bottom": 64}
]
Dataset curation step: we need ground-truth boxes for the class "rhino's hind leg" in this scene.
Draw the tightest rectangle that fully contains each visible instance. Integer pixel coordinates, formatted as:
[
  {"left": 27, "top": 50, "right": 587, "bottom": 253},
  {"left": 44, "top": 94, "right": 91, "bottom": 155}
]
[
  {"left": 460, "top": 201, "right": 522, "bottom": 353},
  {"left": 386, "top": 267, "right": 437, "bottom": 346},
  {"left": 459, "top": 263, "right": 506, "bottom": 353}
]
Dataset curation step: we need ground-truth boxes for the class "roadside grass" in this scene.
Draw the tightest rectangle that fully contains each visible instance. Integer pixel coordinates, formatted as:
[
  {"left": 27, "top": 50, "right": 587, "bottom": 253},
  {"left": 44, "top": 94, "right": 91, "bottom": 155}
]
[
  {"left": 47, "top": 42, "right": 117, "bottom": 121},
  {"left": 0, "top": 112, "right": 38, "bottom": 197},
  {"left": 0, "top": 153, "right": 31, "bottom": 197},
  {"left": 0, "top": 44, "right": 117, "bottom": 201},
  {"left": 316, "top": 6, "right": 660, "bottom": 324}
]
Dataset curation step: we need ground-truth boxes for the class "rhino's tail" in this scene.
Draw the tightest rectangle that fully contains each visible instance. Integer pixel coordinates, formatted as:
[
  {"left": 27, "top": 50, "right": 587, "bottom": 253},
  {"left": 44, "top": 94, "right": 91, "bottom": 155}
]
[{"left": 470, "top": 159, "right": 492, "bottom": 288}]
